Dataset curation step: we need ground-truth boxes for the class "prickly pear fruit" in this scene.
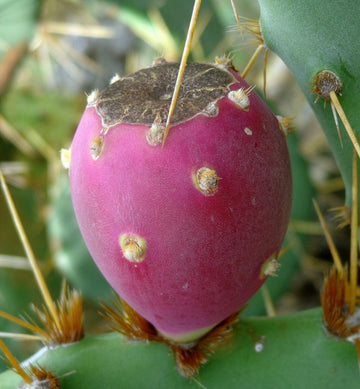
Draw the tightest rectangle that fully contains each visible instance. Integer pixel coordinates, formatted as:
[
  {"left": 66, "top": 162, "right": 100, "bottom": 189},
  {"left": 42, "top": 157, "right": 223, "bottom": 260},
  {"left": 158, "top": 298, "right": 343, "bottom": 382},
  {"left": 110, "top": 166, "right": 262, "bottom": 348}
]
[{"left": 68, "top": 60, "right": 292, "bottom": 341}]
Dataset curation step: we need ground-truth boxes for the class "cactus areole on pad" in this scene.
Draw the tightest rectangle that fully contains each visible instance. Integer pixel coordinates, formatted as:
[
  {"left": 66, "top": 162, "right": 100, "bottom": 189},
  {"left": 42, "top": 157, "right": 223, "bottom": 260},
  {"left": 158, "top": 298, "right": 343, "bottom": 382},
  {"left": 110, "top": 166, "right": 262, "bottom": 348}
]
[{"left": 69, "top": 60, "right": 292, "bottom": 342}]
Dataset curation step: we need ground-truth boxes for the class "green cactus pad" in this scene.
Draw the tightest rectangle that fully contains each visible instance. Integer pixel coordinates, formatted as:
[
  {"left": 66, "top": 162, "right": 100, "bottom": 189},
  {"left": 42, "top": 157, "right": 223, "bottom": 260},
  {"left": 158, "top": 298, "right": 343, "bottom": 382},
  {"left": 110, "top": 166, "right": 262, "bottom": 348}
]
[
  {"left": 0, "top": 308, "right": 358, "bottom": 388},
  {"left": 258, "top": 0, "right": 360, "bottom": 208}
]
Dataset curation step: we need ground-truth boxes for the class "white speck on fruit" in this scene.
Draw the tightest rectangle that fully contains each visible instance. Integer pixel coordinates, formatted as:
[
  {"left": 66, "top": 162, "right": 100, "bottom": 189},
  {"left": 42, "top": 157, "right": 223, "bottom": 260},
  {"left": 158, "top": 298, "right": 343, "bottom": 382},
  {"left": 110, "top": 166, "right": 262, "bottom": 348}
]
[
  {"left": 182, "top": 282, "right": 189, "bottom": 291},
  {"left": 60, "top": 148, "right": 71, "bottom": 169},
  {"left": 146, "top": 114, "right": 165, "bottom": 146},
  {"left": 203, "top": 101, "right": 219, "bottom": 117},
  {"left": 90, "top": 136, "right": 104, "bottom": 160},
  {"left": 244, "top": 127, "right": 252, "bottom": 136},
  {"left": 119, "top": 234, "right": 147, "bottom": 263},
  {"left": 110, "top": 74, "right": 121, "bottom": 84},
  {"left": 228, "top": 88, "right": 250, "bottom": 111},
  {"left": 86, "top": 89, "right": 99, "bottom": 106},
  {"left": 193, "top": 167, "right": 220, "bottom": 196}
]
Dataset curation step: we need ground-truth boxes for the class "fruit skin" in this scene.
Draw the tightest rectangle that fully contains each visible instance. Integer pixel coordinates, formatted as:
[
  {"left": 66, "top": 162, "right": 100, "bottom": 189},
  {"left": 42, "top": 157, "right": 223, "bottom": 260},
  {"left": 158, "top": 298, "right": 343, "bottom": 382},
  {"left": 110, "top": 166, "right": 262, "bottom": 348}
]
[{"left": 69, "top": 62, "right": 292, "bottom": 338}]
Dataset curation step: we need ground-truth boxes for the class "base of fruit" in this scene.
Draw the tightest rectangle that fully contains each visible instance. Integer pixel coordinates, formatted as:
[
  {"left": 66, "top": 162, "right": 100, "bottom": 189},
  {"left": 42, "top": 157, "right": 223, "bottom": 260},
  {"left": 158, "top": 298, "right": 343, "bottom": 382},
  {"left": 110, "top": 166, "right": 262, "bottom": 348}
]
[
  {"left": 101, "top": 295, "right": 240, "bottom": 377},
  {"left": 157, "top": 323, "right": 217, "bottom": 344}
]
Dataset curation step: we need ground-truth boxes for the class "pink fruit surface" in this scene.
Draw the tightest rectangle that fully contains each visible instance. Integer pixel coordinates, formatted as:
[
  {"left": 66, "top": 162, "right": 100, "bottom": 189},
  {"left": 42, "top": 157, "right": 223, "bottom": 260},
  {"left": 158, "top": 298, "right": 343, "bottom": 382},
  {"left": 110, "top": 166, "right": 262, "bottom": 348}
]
[{"left": 69, "top": 61, "right": 292, "bottom": 340}]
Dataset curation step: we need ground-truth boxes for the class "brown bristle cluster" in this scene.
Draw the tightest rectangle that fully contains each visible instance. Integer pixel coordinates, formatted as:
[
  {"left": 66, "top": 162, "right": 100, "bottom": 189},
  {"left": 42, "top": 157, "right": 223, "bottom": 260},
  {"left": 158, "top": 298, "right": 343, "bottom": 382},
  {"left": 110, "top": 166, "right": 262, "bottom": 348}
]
[
  {"left": 321, "top": 266, "right": 360, "bottom": 339},
  {"left": 0, "top": 339, "right": 59, "bottom": 389},
  {"left": 100, "top": 295, "right": 241, "bottom": 377},
  {"left": 312, "top": 70, "right": 343, "bottom": 101},
  {"left": 31, "top": 284, "right": 84, "bottom": 347},
  {"left": 100, "top": 294, "right": 160, "bottom": 342},
  {"left": 330, "top": 205, "right": 351, "bottom": 230},
  {"left": 18, "top": 365, "right": 60, "bottom": 389},
  {"left": 239, "top": 18, "right": 264, "bottom": 47},
  {"left": 170, "top": 311, "right": 240, "bottom": 377}
]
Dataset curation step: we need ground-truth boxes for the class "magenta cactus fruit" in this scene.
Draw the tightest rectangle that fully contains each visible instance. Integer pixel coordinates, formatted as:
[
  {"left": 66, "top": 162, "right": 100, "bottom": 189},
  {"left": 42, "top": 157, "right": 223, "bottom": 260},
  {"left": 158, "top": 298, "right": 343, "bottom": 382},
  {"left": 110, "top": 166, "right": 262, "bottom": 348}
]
[{"left": 68, "top": 60, "right": 292, "bottom": 341}]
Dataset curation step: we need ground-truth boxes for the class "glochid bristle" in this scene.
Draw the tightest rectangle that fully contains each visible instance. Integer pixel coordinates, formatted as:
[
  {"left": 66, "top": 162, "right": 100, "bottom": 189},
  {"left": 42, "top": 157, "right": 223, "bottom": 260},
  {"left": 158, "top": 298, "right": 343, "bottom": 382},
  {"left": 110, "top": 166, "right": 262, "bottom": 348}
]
[{"left": 100, "top": 295, "right": 242, "bottom": 377}]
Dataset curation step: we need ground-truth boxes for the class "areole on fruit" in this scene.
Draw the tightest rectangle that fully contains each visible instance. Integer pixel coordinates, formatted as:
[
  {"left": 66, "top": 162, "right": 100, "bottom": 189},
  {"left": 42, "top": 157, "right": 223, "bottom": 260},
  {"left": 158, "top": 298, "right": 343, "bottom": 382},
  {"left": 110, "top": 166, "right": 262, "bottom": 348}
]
[
  {"left": 193, "top": 167, "right": 220, "bottom": 196},
  {"left": 69, "top": 59, "right": 292, "bottom": 341},
  {"left": 119, "top": 234, "right": 147, "bottom": 263}
]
